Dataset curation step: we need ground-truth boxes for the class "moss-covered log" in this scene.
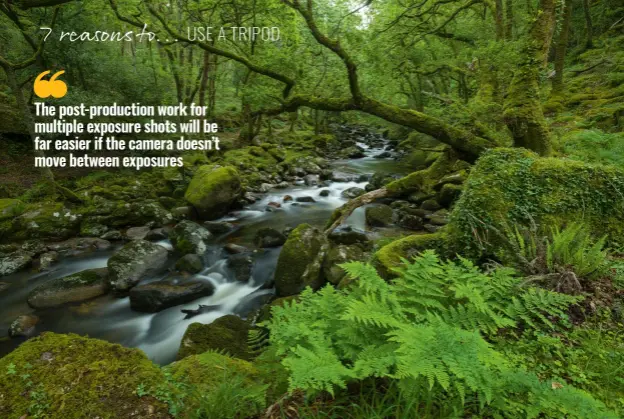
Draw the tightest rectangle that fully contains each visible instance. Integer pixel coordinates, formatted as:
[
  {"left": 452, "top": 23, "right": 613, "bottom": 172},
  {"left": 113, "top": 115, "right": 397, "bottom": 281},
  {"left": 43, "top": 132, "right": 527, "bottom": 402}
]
[{"left": 326, "top": 151, "right": 460, "bottom": 232}]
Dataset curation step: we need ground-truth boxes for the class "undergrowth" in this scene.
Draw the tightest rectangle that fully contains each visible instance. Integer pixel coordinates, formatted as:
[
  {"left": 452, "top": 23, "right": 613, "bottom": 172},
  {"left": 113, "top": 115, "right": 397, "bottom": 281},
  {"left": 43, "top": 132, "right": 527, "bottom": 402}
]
[{"left": 263, "top": 251, "right": 617, "bottom": 418}]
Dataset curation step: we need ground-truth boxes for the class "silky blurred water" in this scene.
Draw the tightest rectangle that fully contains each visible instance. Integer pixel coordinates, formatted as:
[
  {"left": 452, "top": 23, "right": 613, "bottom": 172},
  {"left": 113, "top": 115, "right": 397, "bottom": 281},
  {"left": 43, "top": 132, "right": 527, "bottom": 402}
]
[{"left": 0, "top": 134, "right": 407, "bottom": 364}]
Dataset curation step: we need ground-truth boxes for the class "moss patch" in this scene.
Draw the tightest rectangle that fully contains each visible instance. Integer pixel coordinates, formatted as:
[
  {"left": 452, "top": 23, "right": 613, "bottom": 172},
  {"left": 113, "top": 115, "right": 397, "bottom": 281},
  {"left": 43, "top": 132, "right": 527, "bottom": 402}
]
[
  {"left": 177, "top": 315, "right": 252, "bottom": 360},
  {"left": 0, "top": 333, "right": 172, "bottom": 418},
  {"left": 184, "top": 165, "right": 242, "bottom": 219},
  {"left": 165, "top": 350, "right": 265, "bottom": 419},
  {"left": 274, "top": 223, "right": 328, "bottom": 297},
  {"left": 449, "top": 148, "right": 624, "bottom": 256},
  {"left": 372, "top": 232, "right": 448, "bottom": 278}
]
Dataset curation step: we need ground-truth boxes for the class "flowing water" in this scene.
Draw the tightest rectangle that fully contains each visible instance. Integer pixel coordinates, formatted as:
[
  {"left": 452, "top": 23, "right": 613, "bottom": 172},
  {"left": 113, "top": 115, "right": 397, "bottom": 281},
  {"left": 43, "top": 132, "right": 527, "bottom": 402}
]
[{"left": 0, "top": 132, "right": 408, "bottom": 364}]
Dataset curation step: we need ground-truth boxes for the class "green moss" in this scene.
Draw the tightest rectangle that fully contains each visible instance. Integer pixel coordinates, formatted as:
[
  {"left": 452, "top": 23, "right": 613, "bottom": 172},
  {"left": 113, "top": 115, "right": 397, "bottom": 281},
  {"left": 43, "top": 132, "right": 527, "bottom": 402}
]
[
  {"left": 222, "top": 148, "right": 278, "bottom": 173},
  {"left": 386, "top": 151, "right": 458, "bottom": 196},
  {"left": 27, "top": 268, "right": 109, "bottom": 309},
  {"left": 372, "top": 232, "right": 449, "bottom": 278},
  {"left": 6, "top": 202, "right": 81, "bottom": 242},
  {"left": 177, "top": 315, "right": 252, "bottom": 360},
  {"left": 449, "top": 148, "right": 624, "bottom": 256},
  {"left": 0, "top": 198, "right": 24, "bottom": 221},
  {"left": 0, "top": 333, "right": 172, "bottom": 418},
  {"left": 184, "top": 165, "right": 242, "bottom": 219},
  {"left": 165, "top": 351, "right": 264, "bottom": 419},
  {"left": 365, "top": 204, "right": 394, "bottom": 227},
  {"left": 274, "top": 223, "right": 328, "bottom": 297}
]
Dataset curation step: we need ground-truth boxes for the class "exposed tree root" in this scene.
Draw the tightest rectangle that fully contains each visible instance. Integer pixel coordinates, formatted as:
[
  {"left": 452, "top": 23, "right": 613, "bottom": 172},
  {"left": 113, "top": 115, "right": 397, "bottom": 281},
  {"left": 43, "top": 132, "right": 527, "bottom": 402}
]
[{"left": 325, "top": 187, "right": 389, "bottom": 233}]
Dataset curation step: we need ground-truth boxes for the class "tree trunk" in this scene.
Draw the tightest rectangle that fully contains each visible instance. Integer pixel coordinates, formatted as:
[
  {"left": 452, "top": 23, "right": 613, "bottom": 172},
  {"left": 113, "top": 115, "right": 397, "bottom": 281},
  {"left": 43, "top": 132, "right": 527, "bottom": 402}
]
[
  {"left": 494, "top": 0, "right": 504, "bottom": 41},
  {"left": 552, "top": 0, "right": 572, "bottom": 93},
  {"left": 582, "top": 0, "right": 593, "bottom": 49},
  {"left": 208, "top": 55, "right": 218, "bottom": 116},
  {"left": 198, "top": 50, "right": 210, "bottom": 107},
  {"left": 504, "top": 0, "right": 513, "bottom": 40},
  {"left": 503, "top": 0, "right": 557, "bottom": 156}
]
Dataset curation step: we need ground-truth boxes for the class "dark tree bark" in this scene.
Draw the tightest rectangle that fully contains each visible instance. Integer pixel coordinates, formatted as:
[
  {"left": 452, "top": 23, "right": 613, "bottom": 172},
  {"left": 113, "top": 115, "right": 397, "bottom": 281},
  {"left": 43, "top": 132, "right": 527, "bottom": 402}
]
[
  {"left": 494, "top": 0, "right": 505, "bottom": 41},
  {"left": 504, "top": 0, "right": 513, "bottom": 40},
  {"left": 582, "top": 0, "right": 594, "bottom": 49},
  {"left": 198, "top": 50, "right": 210, "bottom": 107}
]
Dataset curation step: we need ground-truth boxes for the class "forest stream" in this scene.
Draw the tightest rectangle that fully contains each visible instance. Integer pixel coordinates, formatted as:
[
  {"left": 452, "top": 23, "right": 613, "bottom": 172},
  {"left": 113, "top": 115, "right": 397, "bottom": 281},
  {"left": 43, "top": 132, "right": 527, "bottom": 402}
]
[{"left": 0, "top": 128, "right": 405, "bottom": 364}]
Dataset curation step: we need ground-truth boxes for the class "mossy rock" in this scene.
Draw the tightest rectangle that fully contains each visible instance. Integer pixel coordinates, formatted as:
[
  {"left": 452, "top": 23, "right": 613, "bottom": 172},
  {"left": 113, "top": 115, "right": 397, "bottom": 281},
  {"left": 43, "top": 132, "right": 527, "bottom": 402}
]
[
  {"left": 437, "top": 183, "right": 464, "bottom": 208},
  {"left": 27, "top": 268, "right": 109, "bottom": 309},
  {"left": 96, "top": 200, "right": 173, "bottom": 228},
  {"left": 372, "top": 232, "right": 448, "bottom": 278},
  {"left": 323, "top": 244, "right": 369, "bottom": 285},
  {"left": 7, "top": 203, "right": 81, "bottom": 242},
  {"left": 177, "top": 315, "right": 251, "bottom": 360},
  {"left": 0, "top": 251, "right": 33, "bottom": 276},
  {"left": 107, "top": 240, "right": 169, "bottom": 293},
  {"left": 365, "top": 204, "right": 394, "bottom": 227},
  {"left": 0, "top": 199, "right": 24, "bottom": 221},
  {"left": 0, "top": 333, "right": 172, "bottom": 418},
  {"left": 274, "top": 223, "right": 328, "bottom": 297},
  {"left": 165, "top": 351, "right": 264, "bottom": 419},
  {"left": 256, "top": 296, "right": 299, "bottom": 322},
  {"left": 184, "top": 165, "right": 242, "bottom": 219},
  {"left": 169, "top": 220, "right": 212, "bottom": 255},
  {"left": 449, "top": 148, "right": 624, "bottom": 255}
]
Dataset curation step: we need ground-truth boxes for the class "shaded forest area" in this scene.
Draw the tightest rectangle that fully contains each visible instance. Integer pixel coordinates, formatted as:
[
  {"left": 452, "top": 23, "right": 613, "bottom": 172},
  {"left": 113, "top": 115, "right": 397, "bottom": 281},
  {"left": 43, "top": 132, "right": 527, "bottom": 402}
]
[{"left": 1, "top": 0, "right": 624, "bottom": 417}]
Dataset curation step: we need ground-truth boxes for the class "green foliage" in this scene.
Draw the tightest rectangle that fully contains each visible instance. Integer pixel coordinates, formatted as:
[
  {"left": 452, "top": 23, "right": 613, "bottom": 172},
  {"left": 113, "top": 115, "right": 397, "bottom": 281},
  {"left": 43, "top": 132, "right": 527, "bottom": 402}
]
[
  {"left": 497, "top": 319, "right": 624, "bottom": 416},
  {"left": 192, "top": 371, "right": 268, "bottom": 419},
  {"left": 505, "top": 222, "right": 608, "bottom": 279},
  {"left": 449, "top": 148, "right": 624, "bottom": 255},
  {"left": 264, "top": 251, "right": 611, "bottom": 417},
  {"left": 563, "top": 130, "right": 624, "bottom": 167},
  {"left": 164, "top": 349, "right": 268, "bottom": 418}
]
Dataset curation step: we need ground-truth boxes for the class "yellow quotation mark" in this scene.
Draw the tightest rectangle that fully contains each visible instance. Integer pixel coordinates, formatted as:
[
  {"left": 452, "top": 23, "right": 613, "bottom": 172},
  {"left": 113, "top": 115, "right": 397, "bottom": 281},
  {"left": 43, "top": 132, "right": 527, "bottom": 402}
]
[{"left": 34, "top": 70, "right": 67, "bottom": 99}]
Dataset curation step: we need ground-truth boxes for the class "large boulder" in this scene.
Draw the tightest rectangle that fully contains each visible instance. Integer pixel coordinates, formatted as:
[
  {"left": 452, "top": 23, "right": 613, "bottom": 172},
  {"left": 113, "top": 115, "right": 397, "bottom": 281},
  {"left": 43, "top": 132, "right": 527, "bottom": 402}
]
[
  {"left": 253, "top": 228, "right": 286, "bottom": 248},
  {"left": 2, "top": 203, "right": 81, "bottom": 242},
  {"left": 8, "top": 314, "right": 39, "bottom": 337},
  {"left": 169, "top": 220, "right": 212, "bottom": 255},
  {"left": 107, "top": 240, "right": 169, "bottom": 293},
  {"left": 227, "top": 253, "right": 254, "bottom": 282},
  {"left": 27, "top": 268, "right": 109, "bottom": 309},
  {"left": 175, "top": 254, "right": 204, "bottom": 273},
  {"left": 129, "top": 278, "right": 214, "bottom": 312},
  {"left": 0, "top": 251, "right": 32, "bottom": 276},
  {"left": 274, "top": 224, "right": 328, "bottom": 297},
  {"left": 341, "top": 187, "right": 366, "bottom": 199},
  {"left": 365, "top": 204, "right": 394, "bottom": 227},
  {"left": 177, "top": 315, "right": 252, "bottom": 360},
  {"left": 46, "top": 237, "right": 111, "bottom": 257},
  {"left": 328, "top": 225, "right": 371, "bottom": 245},
  {"left": 450, "top": 148, "right": 624, "bottom": 256},
  {"left": 0, "top": 333, "right": 172, "bottom": 418},
  {"left": 185, "top": 165, "right": 242, "bottom": 219},
  {"left": 323, "top": 244, "right": 369, "bottom": 285}
]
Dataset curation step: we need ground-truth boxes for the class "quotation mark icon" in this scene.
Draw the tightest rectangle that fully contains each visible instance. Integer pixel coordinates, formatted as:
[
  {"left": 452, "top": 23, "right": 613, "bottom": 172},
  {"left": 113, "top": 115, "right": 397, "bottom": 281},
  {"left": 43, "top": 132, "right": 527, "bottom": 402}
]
[{"left": 34, "top": 70, "right": 67, "bottom": 99}]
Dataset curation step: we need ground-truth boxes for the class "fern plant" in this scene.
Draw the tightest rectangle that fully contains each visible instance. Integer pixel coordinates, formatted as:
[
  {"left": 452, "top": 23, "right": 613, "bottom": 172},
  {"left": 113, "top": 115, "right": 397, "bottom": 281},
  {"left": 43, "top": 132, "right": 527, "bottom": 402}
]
[
  {"left": 504, "top": 222, "right": 609, "bottom": 293},
  {"left": 262, "top": 251, "right": 615, "bottom": 418}
]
